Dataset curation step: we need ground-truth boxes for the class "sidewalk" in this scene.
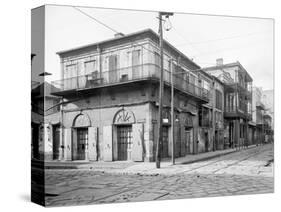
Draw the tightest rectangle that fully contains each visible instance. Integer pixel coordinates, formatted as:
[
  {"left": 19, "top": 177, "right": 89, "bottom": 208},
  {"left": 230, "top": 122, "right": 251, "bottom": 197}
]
[{"left": 41, "top": 145, "right": 259, "bottom": 174}]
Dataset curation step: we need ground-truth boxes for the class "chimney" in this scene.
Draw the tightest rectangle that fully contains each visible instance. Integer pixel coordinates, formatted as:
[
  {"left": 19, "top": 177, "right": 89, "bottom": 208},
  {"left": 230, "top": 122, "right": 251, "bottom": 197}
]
[
  {"left": 216, "top": 58, "right": 223, "bottom": 66},
  {"left": 114, "top": 32, "right": 125, "bottom": 38}
]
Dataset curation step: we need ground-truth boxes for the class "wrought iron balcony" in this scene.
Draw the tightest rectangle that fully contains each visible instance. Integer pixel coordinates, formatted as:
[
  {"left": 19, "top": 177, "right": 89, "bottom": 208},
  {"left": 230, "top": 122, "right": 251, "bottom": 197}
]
[
  {"left": 51, "top": 63, "right": 209, "bottom": 102},
  {"left": 224, "top": 105, "right": 252, "bottom": 120}
]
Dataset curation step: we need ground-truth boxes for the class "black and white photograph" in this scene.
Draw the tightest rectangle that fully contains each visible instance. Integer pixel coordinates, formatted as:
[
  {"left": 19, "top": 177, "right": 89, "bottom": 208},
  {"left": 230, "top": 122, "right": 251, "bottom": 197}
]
[{"left": 30, "top": 3, "right": 274, "bottom": 207}]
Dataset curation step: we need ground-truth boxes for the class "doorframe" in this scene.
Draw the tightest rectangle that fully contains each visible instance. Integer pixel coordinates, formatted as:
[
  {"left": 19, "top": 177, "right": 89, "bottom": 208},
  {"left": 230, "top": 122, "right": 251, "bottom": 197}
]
[
  {"left": 72, "top": 127, "right": 89, "bottom": 161},
  {"left": 116, "top": 124, "right": 133, "bottom": 161},
  {"left": 52, "top": 124, "right": 61, "bottom": 160}
]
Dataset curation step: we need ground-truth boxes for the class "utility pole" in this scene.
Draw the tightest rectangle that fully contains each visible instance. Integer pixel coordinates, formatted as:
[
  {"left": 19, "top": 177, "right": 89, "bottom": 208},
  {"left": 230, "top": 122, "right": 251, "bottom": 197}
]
[
  {"left": 156, "top": 11, "right": 173, "bottom": 168},
  {"left": 171, "top": 58, "right": 175, "bottom": 165}
]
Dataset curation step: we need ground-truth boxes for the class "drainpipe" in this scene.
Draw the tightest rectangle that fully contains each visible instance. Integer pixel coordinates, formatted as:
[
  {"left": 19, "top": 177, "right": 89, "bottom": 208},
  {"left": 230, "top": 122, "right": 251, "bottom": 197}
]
[{"left": 60, "top": 97, "right": 64, "bottom": 161}]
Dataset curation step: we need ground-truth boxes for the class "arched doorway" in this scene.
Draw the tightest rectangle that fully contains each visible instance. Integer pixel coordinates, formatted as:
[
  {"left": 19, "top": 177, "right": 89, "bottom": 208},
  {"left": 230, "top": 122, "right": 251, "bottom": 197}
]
[
  {"left": 72, "top": 113, "right": 91, "bottom": 160},
  {"left": 113, "top": 109, "right": 135, "bottom": 161}
]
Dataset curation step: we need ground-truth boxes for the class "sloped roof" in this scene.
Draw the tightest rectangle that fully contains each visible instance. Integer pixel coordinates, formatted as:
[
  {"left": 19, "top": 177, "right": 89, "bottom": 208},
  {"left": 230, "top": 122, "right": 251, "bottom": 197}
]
[{"left": 31, "top": 81, "right": 60, "bottom": 99}]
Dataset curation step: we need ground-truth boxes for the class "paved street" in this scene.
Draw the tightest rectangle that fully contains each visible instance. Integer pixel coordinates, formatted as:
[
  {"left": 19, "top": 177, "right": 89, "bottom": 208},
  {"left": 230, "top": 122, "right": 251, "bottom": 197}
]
[{"left": 41, "top": 144, "right": 274, "bottom": 206}]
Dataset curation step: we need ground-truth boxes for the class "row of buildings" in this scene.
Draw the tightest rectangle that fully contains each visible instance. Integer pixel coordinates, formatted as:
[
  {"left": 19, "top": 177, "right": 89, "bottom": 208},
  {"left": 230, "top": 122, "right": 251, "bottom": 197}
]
[{"left": 31, "top": 29, "right": 274, "bottom": 162}]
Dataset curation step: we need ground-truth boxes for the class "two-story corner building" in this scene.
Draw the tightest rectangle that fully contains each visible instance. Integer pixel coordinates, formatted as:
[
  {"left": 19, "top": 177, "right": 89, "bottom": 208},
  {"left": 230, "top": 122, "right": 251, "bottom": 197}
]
[
  {"left": 50, "top": 29, "right": 210, "bottom": 162},
  {"left": 192, "top": 69, "right": 225, "bottom": 152},
  {"left": 202, "top": 59, "right": 253, "bottom": 149},
  {"left": 31, "top": 82, "right": 61, "bottom": 161}
]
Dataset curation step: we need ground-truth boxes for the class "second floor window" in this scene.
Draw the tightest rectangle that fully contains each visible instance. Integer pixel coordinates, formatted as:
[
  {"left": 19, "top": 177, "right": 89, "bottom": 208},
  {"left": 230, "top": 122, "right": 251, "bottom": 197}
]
[
  {"left": 108, "top": 55, "right": 118, "bottom": 71},
  {"left": 132, "top": 50, "right": 141, "bottom": 78},
  {"left": 84, "top": 60, "right": 96, "bottom": 75},
  {"left": 108, "top": 54, "right": 118, "bottom": 82},
  {"left": 215, "top": 89, "right": 223, "bottom": 110},
  {"left": 64, "top": 64, "right": 77, "bottom": 79},
  {"left": 154, "top": 52, "right": 160, "bottom": 67}
]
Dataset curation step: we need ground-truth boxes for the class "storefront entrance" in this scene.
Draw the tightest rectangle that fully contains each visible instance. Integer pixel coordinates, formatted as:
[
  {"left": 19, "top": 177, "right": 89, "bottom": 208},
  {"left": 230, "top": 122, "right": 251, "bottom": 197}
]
[
  {"left": 72, "top": 128, "right": 88, "bottom": 160},
  {"left": 52, "top": 124, "right": 60, "bottom": 160},
  {"left": 31, "top": 122, "right": 39, "bottom": 159},
  {"left": 117, "top": 125, "right": 133, "bottom": 161},
  {"left": 185, "top": 128, "right": 193, "bottom": 154},
  {"left": 161, "top": 126, "right": 169, "bottom": 158}
]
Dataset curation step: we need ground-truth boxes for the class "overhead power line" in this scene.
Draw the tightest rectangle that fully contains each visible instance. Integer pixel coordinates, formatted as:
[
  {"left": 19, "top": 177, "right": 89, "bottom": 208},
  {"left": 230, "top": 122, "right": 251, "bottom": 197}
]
[
  {"left": 73, "top": 6, "right": 119, "bottom": 34},
  {"left": 72, "top": 7, "right": 179, "bottom": 65},
  {"left": 175, "top": 30, "right": 271, "bottom": 47}
]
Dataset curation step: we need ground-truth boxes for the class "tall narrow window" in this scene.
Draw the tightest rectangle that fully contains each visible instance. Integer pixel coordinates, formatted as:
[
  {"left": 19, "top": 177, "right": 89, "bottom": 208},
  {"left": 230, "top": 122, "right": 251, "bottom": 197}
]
[
  {"left": 154, "top": 52, "right": 160, "bottom": 77},
  {"left": 154, "top": 52, "right": 160, "bottom": 67},
  {"left": 215, "top": 89, "right": 223, "bottom": 110},
  {"left": 64, "top": 63, "right": 77, "bottom": 90},
  {"left": 132, "top": 50, "right": 141, "bottom": 79},
  {"left": 108, "top": 54, "right": 118, "bottom": 83},
  {"left": 84, "top": 60, "right": 96, "bottom": 75}
]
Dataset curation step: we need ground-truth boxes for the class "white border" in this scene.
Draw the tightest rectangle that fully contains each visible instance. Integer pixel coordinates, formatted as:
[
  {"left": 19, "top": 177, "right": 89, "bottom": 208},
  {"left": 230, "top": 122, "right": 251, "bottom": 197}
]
[{"left": 0, "top": 0, "right": 279, "bottom": 211}]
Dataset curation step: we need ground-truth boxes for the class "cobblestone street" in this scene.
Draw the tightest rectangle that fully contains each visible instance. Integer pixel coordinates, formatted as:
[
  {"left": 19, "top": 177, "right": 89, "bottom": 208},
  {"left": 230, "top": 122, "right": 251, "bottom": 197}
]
[{"left": 42, "top": 144, "right": 274, "bottom": 206}]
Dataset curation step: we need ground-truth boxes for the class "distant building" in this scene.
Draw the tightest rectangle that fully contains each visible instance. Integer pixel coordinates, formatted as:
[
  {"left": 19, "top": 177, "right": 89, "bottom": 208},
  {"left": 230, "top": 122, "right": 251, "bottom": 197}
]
[
  {"left": 251, "top": 87, "right": 265, "bottom": 145},
  {"left": 202, "top": 59, "right": 253, "bottom": 149},
  {"left": 263, "top": 114, "right": 273, "bottom": 143},
  {"left": 50, "top": 29, "right": 211, "bottom": 162},
  {"left": 262, "top": 89, "right": 274, "bottom": 128}
]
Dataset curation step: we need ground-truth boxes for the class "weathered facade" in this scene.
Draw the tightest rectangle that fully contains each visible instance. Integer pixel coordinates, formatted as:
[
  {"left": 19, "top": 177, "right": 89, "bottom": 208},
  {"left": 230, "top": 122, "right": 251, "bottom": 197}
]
[
  {"left": 192, "top": 70, "right": 225, "bottom": 152},
  {"left": 50, "top": 29, "right": 210, "bottom": 162},
  {"left": 31, "top": 82, "right": 61, "bottom": 160},
  {"left": 203, "top": 59, "right": 253, "bottom": 149}
]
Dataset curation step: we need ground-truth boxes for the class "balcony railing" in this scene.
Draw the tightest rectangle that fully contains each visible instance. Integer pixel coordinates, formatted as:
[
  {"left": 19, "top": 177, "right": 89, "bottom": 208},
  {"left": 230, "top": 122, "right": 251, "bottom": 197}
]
[
  {"left": 225, "top": 105, "right": 252, "bottom": 119},
  {"left": 225, "top": 106, "right": 236, "bottom": 113},
  {"left": 51, "top": 63, "right": 209, "bottom": 101}
]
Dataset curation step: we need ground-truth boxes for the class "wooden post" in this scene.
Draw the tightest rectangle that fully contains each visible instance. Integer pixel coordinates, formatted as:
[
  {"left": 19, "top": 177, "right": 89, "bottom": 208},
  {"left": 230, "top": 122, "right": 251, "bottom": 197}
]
[
  {"left": 171, "top": 58, "right": 175, "bottom": 165},
  {"left": 156, "top": 12, "right": 163, "bottom": 168}
]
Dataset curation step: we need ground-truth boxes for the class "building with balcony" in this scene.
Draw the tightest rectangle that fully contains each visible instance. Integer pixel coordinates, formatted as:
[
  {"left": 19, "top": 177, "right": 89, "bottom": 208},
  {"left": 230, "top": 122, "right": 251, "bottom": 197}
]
[
  {"left": 263, "top": 114, "right": 273, "bottom": 143},
  {"left": 202, "top": 59, "right": 252, "bottom": 149},
  {"left": 262, "top": 89, "right": 274, "bottom": 128},
  {"left": 50, "top": 29, "right": 210, "bottom": 162},
  {"left": 192, "top": 70, "right": 225, "bottom": 152}
]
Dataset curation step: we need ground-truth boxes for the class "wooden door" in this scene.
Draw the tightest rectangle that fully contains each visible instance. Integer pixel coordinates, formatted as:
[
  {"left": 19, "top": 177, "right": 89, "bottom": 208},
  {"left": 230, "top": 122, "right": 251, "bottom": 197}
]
[
  {"left": 161, "top": 126, "right": 169, "bottom": 158},
  {"left": 52, "top": 125, "right": 60, "bottom": 160},
  {"left": 117, "top": 125, "right": 132, "bottom": 160},
  {"left": 75, "top": 128, "right": 88, "bottom": 160},
  {"left": 31, "top": 123, "right": 39, "bottom": 159},
  {"left": 185, "top": 130, "right": 191, "bottom": 154},
  {"left": 205, "top": 132, "right": 209, "bottom": 152},
  {"left": 186, "top": 129, "right": 194, "bottom": 154}
]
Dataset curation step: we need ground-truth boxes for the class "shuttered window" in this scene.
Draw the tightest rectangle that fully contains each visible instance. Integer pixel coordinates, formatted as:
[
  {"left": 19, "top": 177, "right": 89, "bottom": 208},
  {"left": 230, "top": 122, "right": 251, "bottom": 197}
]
[
  {"left": 84, "top": 60, "right": 96, "bottom": 75},
  {"left": 215, "top": 89, "right": 223, "bottom": 110}
]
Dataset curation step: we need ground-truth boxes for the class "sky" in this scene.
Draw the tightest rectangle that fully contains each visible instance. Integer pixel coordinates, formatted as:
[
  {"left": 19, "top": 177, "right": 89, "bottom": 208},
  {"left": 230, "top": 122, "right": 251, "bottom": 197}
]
[{"left": 35, "top": 4, "right": 274, "bottom": 90}]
